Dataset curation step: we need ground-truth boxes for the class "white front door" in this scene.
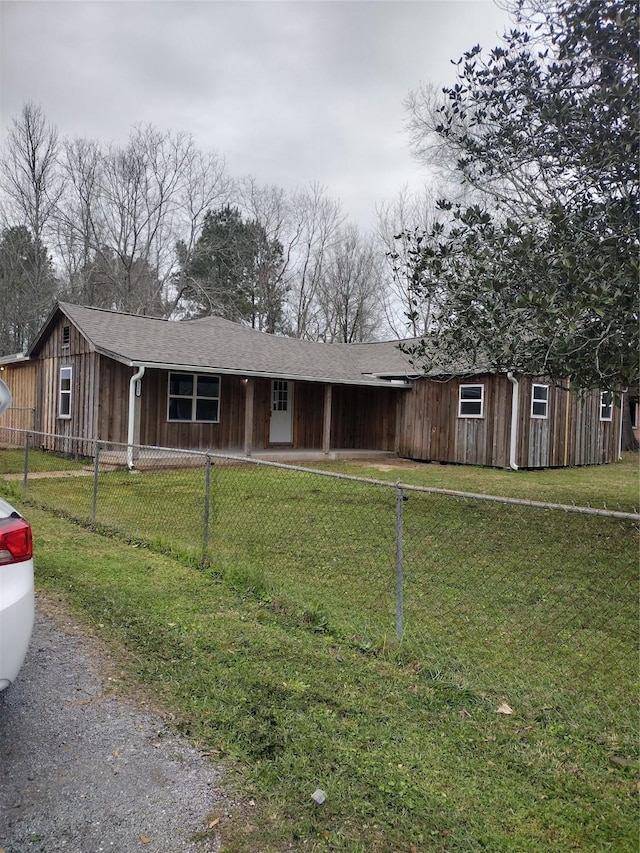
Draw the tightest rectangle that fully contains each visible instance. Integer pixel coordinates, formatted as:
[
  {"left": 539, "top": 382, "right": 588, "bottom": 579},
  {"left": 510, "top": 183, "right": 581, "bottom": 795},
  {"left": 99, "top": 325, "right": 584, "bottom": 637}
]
[{"left": 269, "top": 380, "right": 293, "bottom": 444}]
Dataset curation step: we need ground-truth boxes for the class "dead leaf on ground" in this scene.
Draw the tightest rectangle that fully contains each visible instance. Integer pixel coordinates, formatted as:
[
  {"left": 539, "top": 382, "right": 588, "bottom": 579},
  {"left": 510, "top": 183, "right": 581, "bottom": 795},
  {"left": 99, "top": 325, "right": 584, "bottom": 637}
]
[
  {"left": 140, "top": 835, "right": 151, "bottom": 844},
  {"left": 496, "top": 702, "right": 514, "bottom": 715}
]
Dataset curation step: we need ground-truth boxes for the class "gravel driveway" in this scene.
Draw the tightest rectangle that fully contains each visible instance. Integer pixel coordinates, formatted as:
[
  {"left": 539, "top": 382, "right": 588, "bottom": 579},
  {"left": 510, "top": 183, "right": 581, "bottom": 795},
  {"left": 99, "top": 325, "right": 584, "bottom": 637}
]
[{"left": 0, "top": 598, "right": 223, "bottom": 853}]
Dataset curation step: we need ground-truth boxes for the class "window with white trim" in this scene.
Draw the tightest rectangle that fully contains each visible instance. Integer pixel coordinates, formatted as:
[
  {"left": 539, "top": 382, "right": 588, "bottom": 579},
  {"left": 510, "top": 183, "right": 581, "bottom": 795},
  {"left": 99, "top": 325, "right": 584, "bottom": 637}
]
[
  {"left": 168, "top": 373, "right": 220, "bottom": 422},
  {"left": 458, "top": 384, "right": 484, "bottom": 418},
  {"left": 58, "top": 366, "right": 72, "bottom": 419},
  {"left": 272, "top": 380, "right": 289, "bottom": 412},
  {"left": 600, "top": 391, "right": 613, "bottom": 422},
  {"left": 531, "top": 384, "right": 549, "bottom": 418}
]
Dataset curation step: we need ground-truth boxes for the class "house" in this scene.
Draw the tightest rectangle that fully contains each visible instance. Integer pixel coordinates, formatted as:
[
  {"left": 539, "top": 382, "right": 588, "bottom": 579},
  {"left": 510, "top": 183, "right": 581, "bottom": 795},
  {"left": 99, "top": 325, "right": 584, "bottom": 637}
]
[{"left": 0, "top": 302, "right": 624, "bottom": 469}]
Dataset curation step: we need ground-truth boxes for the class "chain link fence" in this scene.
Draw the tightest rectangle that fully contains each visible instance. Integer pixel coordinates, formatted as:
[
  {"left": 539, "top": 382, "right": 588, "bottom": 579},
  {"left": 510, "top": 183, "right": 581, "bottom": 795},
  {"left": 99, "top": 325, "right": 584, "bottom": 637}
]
[{"left": 1, "top": 426, "right": 638, "bottom": 753}]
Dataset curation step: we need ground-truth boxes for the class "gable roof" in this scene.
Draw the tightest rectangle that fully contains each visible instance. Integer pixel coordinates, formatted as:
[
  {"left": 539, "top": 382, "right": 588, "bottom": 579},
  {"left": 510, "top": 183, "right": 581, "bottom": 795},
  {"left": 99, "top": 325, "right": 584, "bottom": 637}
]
[{"left": 29, "top": 303, "right": 420, "bottom": 387}]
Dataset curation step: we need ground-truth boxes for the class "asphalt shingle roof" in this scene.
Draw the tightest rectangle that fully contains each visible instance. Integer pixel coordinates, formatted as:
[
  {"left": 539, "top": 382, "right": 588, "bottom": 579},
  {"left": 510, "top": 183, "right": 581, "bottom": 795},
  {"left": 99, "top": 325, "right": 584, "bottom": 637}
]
[{"left": 34, "top": 303, "right": 419, "bottom": 387}]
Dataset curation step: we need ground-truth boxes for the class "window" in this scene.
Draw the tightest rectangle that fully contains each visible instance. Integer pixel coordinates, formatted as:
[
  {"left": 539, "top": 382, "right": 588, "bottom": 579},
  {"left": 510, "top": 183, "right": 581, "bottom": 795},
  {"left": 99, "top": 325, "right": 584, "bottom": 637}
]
[
  {"left": 272, "top": 380, "right": 289, "bottom": 412},
  {"left": 62, "top": 325, "right": 70, "bottom": 347},
  {"left": 531, "top": 384, "right": 549, "bottom": 418},
  {"left": 167, "top": 373, "right": 220, "bottom": 422},
  {"left": 58, "top": 366, "right": 72, "bottom": 419},
  {"left": 458, "top": 384, "right": 484, "bottom": 418},
  {"left": 600, "top": 391, "right": 613, "bottom": 422}
]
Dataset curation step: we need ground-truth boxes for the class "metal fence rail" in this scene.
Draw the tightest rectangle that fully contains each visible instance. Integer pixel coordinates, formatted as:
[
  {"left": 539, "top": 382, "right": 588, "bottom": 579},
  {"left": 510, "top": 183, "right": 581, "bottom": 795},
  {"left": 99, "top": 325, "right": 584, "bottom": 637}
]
[{"left": 1, "top": 427, "right": 638, "bottom": 753}]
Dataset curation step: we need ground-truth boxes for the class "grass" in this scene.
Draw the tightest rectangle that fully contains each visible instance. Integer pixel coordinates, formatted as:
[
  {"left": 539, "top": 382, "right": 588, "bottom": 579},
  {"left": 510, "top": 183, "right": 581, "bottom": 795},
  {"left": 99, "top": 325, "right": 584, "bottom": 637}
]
[
  {"left": 1, "top": 453, "right": 638, "bottom": 851},
  {"left": 0, "top": 445, "right": 87, "bottom": 475},
  {"left": 312, "top": 451, "right": 640, "bottom": 513},
  {"left": 26, "top": 508, "right": 640, "bottom": 852}
]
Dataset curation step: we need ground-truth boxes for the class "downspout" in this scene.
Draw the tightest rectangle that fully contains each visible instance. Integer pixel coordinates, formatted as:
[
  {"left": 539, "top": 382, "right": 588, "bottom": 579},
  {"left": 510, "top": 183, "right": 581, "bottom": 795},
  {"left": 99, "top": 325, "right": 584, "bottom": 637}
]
[
  {"left": 618, "top": 389, "right": 626, "bottom": 461},
  {"left": 563, "top": 380, "right": 570, "bottom": 467},
  {"left": 507, "top": 372, "right": 519, "bottom": 471},
  {"left": 127, "top": 366, "right": 145, "bottom": 471}
]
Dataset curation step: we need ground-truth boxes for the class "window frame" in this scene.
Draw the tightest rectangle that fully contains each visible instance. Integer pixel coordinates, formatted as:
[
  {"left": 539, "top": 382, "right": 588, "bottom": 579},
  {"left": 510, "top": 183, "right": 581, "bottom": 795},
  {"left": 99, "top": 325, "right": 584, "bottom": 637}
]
[
  {"left": 530, "top": 383, "right": 549, "bottom": 419},
  {"left": 272, "top": 379, "right": 289, "bottom": 412},
  {"left": 458, "top": 383, "right": 484, "bottom": 418},
  {"left": 167, "top": 372, "right": 221, "bottom": 423},
  {"left": 58, "top": 366, "right": 72, "bottom": 419},
  {"left": 600, "top": 391, "right": 613, "bottom": 422}
]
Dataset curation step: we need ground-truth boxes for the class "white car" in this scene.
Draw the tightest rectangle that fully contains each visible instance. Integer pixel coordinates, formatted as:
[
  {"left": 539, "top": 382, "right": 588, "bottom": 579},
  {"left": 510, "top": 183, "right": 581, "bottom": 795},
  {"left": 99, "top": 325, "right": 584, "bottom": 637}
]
[
  {"left": 0, "top": 376, "right": 34, "bottom": 690},
  {"left": 0, "top": 498, "right": 34, "bottom": 690}
]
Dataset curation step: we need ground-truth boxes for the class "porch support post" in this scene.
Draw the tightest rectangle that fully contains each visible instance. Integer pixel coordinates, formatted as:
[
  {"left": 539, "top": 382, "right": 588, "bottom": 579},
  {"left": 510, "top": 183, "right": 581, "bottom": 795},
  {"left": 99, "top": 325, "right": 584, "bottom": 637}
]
[
  {"left": 323, "top": 384, "right": 332, "bottom": 455},
  {"left": 507, "top": 372, "right": 519, "bottom": 471},
  {"left": 243, "top": 377, "right": 254, "bottom": 457}
]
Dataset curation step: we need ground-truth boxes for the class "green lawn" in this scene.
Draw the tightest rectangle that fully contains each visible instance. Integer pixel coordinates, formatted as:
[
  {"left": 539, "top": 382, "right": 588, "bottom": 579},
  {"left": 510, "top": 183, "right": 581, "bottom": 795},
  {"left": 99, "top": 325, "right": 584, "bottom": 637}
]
[
  {"left": 313, "top": 451, "right": 640, "bottom": 512},
  {"left": 0, "top": 445, "right": 88, "bottom": 475},
  {"left": 25, "top": 508, "right": 639, "bottom": 853},
  {"left": 2, "top": 454, "right": 638, "bottom": 851}
]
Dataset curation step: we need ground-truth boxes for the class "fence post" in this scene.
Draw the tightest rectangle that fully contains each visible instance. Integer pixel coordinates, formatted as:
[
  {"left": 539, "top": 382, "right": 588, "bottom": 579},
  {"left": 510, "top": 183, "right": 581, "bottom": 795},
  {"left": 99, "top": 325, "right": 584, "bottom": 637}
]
[
  {"left": 203, "top": 454, "right": 212, "bottom": 555},
  {"left": 395, "top": 484, "right": 404, "bottom": 640},
  {"left": 22, "top": 431, "right": 31, "bottom": 497},
  {"left": 91, "top": 442, "right": 102, "bottom": 521}
]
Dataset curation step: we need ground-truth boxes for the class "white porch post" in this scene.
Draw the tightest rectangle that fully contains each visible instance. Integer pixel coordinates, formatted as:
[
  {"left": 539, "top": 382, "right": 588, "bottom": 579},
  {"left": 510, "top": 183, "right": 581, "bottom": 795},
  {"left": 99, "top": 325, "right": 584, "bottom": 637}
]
[
  {"left": 243, "top": 377, "right": 254, "bottom": 456},
  {"left": 323, "top": 384, "right": 332, "bottom": 455}
]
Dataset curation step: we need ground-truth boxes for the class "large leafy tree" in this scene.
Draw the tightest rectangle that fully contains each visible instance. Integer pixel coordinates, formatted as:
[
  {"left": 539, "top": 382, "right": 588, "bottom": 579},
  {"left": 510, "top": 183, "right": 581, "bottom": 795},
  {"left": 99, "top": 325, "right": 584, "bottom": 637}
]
[
  {"left": 177, "top": 205, "right": 285, "bottom": 331},
  {"left": 403, "top": 0, "right": 638, "bottom": 391}
]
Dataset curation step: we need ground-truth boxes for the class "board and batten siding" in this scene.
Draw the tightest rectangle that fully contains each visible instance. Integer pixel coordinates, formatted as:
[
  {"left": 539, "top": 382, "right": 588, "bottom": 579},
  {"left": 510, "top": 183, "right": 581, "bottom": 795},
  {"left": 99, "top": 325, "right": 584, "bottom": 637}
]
[
  {"left": 517, "top": 379, "right": 621, "bottom": 467},
  {"left": 0, "top": 361, "right": 37, "bottom": 440},
  {"left": 398, "top": 375, "right": 513, "bottom": 467},
  {"left": 251, "top": 379, "right": 400, "bottom": 452},
  {"left": 32, "top": 315, "right": 100, "bottom": 454},
  {"left": 399, "top": 375, "right": 621, "bottom": 468},
  {"left": 330, "top": 384, "right": 400, "bottom": 451},
  {"left": 139, "top": 369, "right": 246, "bottom": 451}
]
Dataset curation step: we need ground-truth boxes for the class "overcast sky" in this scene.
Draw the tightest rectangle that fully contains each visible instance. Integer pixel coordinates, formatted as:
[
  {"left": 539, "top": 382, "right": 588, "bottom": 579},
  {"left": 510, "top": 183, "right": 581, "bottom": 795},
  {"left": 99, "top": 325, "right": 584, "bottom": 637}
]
[{"left": 0, "top": 0, "right": 512, "bottom": 230}]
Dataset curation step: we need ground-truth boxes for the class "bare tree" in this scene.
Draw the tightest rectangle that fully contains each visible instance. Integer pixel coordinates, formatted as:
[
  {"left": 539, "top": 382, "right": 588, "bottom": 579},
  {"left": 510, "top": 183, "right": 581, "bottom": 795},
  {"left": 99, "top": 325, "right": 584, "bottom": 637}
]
[
  {"left": 286, "top": 183, "right": 344, "bottom": 339},
  {"left": 316, "top": 225, "right": 384, "bottom": 343},
  {"left": 0, "top": 102, "right": 61, "bottom": 341},
  {"left": 55, "top": 124, "right": 231, "bottom": 316},
  {"left": 55, "top": 136, "right": 104, "bottom": 303},
  {"left": 375, "top": 186, "right": 440, "bottom": 338},
  {"left": 238, "top": 177, "right": 294, "bottom": 333}
]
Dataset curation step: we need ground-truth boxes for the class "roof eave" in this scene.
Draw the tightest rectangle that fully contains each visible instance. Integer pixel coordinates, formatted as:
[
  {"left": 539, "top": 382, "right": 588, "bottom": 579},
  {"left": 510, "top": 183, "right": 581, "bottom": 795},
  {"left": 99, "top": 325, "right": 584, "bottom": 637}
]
[
  {"left": 0, "top": 353, "right": 29, "bottom": 366},
  {"left": 126, "top": 360, "right": 413, "bottom": 388}
]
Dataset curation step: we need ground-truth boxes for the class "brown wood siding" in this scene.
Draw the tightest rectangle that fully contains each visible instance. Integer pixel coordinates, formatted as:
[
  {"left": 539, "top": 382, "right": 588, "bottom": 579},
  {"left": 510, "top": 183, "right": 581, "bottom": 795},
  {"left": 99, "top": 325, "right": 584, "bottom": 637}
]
[
  {"left": 139, "top": 370, "right": 246, "bottom": 451},
  {"left": 399, "top": 375, "right": 512, "bottom": 467},
  {"left": 0, "top": 362, "right": 37, "bottom": 438},
  {"left": 251, "top": 380, "right": 398, "bottom": 452},
  {"left": 96, "top": 358, "right": 130, "bottom": 443},
  {"left": 516, "top": 379, "right": 620, "bottom": 468},
  {"left": 400, "top": 375, "right": 621, "bottom": 469},
  {"left": 293, "top": 382, "right": 325, "bottom": 449},
  {"left": 330, "top": 385, "right": 399, "bottom": 451},
  {"left": 32, "top": 315, "right": 99, "bottom": 454}
]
